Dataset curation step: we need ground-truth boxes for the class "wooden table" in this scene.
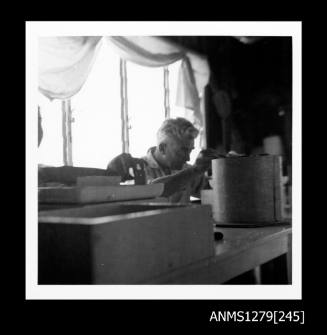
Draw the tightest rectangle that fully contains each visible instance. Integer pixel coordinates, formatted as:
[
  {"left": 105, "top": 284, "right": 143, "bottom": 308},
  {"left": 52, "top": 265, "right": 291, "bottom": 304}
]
[
  {"left": 143, "top": 223, "right": 292, "bottom": 284},
  {"left": 38, "top": 201, "right": 292, "bottom": 285}
]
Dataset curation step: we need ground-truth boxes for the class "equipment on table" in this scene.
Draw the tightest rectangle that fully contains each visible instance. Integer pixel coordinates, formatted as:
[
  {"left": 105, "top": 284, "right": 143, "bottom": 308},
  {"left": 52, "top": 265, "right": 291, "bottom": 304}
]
[{"left": 202, "top": 155, "right": 286, "bottom": 226}]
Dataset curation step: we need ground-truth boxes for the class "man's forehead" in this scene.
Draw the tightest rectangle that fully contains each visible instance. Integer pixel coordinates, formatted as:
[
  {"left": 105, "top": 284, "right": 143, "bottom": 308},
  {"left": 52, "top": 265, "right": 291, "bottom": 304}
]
[
  {"left": 166, "top": 135, "right": 194, "bottom": 147},
  {"left": 175, "top": 138, "right": 194, "bottom": 148}
]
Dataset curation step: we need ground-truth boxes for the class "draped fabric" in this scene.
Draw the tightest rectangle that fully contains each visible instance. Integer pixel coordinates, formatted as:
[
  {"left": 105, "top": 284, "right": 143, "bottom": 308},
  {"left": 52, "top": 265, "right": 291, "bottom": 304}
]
[
  {"left": 175, "top": 55, "right": 210, "bottom": 129},
  {"left": 176, "top": 57, "right": 202, "bottom": 127},
  {"left": 106, "top": 36, "right": 184, "bottom": 67},
  {"left": 38, "top": 35, "right": 210, "bottom": 125},
  {"left": 38, "top": 36, "right": 103, "bottom": 100}
]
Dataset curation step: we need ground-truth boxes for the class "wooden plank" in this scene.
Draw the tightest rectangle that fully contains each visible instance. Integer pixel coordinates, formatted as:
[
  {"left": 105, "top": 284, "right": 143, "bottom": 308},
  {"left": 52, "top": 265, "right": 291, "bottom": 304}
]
[
  {"left": 76, "top": 176, "right": 121, "bottom": 187},
  {"left": 38, "top": 197, "right": 170, "bottom": 211},
  {"left": 38, "top": 166, "right": 108, "bottom": 186},
  {"left": 39, "top": 202, "right": 185, "bottom": 220},
  {"left": 38, "top": 183, "right": 164, "bottom": 204},
  {"left": 213, "top": 225, "right": 291, "bottom": 260},
  {"left": 38, "top": 186, "right": 78, "bottom": 203}
]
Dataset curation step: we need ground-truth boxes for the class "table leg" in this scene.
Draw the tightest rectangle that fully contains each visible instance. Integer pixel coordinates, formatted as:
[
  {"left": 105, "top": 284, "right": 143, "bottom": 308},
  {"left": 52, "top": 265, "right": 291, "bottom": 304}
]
[
  {"left": 286, "top": 233, "right": 292, "bottom": 284},
  {"left": 253, "top": 266, "right": 262, "bottom": 284}
]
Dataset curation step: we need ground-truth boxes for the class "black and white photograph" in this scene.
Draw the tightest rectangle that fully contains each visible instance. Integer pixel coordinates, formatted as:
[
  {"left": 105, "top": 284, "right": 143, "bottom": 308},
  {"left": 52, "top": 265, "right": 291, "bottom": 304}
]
[{"left": 26, "top": 21, "right": 301, "bottom": 302}]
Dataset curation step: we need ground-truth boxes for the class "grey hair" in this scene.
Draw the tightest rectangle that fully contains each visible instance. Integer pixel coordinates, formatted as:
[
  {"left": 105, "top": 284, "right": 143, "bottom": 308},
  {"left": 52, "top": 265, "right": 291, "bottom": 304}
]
[{"left": 157, "top": 117, "right": 199, "bottom": 144}]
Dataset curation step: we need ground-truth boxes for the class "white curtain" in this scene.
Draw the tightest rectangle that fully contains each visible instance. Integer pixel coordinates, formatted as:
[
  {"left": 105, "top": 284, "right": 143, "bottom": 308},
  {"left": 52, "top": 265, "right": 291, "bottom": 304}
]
[
  {"left": 38, "top": 35, "right": 210, "bottom": 125},
  {"left": 38, "top": 36, "right": 103, "bottom": 100},
  {"left": 175, "top": 57, "right": 202, "bottom": 126},
  {"left": 106, "top": 36, "right": 184, "bottom": 67}
]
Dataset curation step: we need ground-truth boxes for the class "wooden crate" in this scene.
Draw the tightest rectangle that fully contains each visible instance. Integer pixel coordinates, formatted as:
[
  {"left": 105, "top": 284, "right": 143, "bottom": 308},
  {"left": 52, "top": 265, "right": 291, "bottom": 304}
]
[{"left": 38, "top": 203, "right": 214, "bottom": 284}]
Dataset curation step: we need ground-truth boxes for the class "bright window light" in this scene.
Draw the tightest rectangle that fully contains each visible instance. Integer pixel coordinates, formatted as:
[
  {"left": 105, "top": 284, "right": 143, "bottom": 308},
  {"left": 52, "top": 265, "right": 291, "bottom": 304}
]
[
  {"left": 70, "top": 40, "right": 121, "bottom": 169},
  {"left": 38, "top": 40, "right": 202, "bottom": 169},
  {"left": 126, "top": 61, "right": 165, "bottom": 158},
  {"left": 38, "top": 93, "right": 63, "bottom": 167}
]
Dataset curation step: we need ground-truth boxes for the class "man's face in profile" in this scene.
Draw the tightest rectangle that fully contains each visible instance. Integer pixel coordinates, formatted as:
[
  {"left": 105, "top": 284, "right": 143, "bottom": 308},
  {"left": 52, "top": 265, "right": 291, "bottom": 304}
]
[{"left": 164, "top": 136, "right": 195, "bottom": 170}]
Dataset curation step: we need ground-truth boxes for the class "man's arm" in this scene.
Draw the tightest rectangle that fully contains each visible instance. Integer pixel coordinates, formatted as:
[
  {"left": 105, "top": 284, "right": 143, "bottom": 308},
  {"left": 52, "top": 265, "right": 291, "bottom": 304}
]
[
  {"left": 191, "top": 173, "right": 210, "bottom": 199},
  {"left": 107, "top": 153, "right": 147, "bottom": 182},
  {"left": 151, "top": 166, "right": 204, "bottom": 198},
  {"left": 152, "top": 149, "right": 219, "bottom": 197}
]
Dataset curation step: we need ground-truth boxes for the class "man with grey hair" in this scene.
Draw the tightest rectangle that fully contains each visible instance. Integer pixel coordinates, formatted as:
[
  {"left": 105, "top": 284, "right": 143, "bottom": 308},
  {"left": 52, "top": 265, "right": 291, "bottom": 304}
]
[{"left": 107, "top": 117, "right": 219, "bottom": 203}]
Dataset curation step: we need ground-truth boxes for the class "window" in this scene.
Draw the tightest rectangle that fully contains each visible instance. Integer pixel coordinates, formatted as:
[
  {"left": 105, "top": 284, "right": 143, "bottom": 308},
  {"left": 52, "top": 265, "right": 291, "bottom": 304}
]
[
  {"left": 38, "top": 41, "right": 203, "bottom": 168},
  {"left": 126, "top": 61, "right": 165, "bottom": 158},
  {"left": 38, "top": 93, "right": 63, "bottom": 167},
  {"left": 70, "top": 40, "right": 121, "bottom": 169}
]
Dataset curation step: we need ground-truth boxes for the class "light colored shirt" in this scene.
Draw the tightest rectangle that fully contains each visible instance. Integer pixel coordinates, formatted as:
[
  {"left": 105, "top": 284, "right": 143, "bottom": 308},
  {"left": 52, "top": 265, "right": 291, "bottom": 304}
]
[{"left": 141, "top": 147, "right": 207, "bottom": 203}]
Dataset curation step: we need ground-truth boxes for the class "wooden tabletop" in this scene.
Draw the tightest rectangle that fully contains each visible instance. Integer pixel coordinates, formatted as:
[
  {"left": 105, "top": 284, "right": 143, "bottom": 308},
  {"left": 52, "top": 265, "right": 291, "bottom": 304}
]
[
  {"left": 214, "top": 223, "right": 291, "bottom": 259},
  {"left": 144, "top": 223, "right": 292, "bottom": 284}
]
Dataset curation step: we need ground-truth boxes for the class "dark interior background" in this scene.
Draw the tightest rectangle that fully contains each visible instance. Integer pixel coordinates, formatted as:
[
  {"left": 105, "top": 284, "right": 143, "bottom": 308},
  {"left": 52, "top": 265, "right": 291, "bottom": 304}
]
[{"left": 164, "top": 36, "right": 292, "bottom": 177}]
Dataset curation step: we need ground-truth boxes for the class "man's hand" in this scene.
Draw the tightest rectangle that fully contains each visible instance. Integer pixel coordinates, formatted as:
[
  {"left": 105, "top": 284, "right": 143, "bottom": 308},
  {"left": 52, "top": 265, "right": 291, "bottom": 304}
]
[
  {"left": 194, "top": 149, "right": 224, "bottom": 173},
  {"left": 107, "top": 153, "right": 147, "bottom": 182}
]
